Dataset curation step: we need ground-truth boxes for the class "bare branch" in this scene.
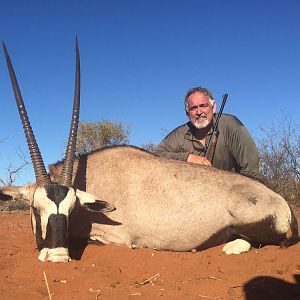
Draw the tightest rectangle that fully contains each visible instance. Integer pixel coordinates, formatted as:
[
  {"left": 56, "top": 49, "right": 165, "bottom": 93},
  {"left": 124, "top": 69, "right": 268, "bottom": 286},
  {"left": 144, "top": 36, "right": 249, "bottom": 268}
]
[
  {"left": 257, "top": 116, "right": 300, "bottom": 206},
  {"left": 0, "top": 147, "right": 31, "bottom": 187}
]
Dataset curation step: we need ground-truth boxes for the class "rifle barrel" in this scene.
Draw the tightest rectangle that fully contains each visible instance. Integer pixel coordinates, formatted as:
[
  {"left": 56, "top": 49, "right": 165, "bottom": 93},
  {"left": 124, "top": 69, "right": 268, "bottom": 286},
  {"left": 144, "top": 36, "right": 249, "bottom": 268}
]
[{"left": 213, "top": 93, "right": 228, "bottom": 132}]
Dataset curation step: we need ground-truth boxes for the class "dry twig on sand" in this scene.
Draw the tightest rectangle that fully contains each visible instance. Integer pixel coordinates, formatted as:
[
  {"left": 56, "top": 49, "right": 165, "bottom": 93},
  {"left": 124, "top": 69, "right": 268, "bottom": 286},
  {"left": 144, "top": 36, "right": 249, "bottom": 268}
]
[
  {"left": 133, "top": 273, "right": 160, "bottom": 286},
  {"left": 43, "top": 271, "right": 52, "bottom": 300}
]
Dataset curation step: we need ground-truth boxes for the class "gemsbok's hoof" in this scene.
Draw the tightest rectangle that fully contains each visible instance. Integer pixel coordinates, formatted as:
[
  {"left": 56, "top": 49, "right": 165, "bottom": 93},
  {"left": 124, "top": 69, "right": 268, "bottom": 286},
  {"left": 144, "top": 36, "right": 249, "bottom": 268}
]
[{"left": 222, "top": 239, "right": 251, "bottom": 255}]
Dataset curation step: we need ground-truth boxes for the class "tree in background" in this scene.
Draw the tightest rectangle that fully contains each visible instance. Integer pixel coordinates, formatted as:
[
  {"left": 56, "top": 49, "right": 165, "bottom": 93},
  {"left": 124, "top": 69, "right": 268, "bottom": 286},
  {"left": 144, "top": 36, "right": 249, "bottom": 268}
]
[
  {"left": 257, "top": 117, "right": 300, "bottom": 206},
  {"left": 76, "top": 119, "right": 130, "bottom": 155}
]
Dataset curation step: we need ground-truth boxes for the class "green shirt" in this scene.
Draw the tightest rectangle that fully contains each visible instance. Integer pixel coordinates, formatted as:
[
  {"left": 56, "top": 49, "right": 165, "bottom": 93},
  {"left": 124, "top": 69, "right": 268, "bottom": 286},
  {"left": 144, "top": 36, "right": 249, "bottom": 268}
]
[{"left": 153, "top": 114, "right": 261, "bottom": 181}]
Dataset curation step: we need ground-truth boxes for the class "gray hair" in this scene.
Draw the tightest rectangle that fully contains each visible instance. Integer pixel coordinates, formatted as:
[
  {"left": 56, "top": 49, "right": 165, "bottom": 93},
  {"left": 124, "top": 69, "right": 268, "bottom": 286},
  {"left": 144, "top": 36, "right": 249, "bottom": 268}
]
[{"left": 184, "top": 87, "right": 215, "bottom": 114}]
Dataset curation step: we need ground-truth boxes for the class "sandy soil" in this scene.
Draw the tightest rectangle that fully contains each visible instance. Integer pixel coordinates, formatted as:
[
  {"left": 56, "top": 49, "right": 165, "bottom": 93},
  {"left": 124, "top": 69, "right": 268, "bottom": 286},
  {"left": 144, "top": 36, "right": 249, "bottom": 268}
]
[{"left": 0, "top": 209, "right": 300, "bottom": 300}]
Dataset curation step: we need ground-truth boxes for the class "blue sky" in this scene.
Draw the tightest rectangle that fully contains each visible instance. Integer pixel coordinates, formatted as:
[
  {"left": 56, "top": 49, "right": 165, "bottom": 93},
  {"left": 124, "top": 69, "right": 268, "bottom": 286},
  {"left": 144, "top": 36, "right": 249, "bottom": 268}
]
[{"left": 0, "top": 0, "right": 300, "bottom": 185}]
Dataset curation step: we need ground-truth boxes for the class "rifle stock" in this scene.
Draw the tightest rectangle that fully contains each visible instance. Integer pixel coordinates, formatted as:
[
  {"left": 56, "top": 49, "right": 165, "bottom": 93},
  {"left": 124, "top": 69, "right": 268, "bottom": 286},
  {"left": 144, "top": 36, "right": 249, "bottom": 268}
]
[
  {"left": 205, "top": 132, "right": 218, "bottom": 162},
  {"left": 204, "top": 94, "right": 228, "bottom": 162}
]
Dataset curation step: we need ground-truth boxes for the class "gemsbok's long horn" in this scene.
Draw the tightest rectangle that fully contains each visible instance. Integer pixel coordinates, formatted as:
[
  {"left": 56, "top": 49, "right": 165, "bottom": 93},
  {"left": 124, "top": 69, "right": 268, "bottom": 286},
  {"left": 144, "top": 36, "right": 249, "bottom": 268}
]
[
  {"left": 3, "top": 42, "right": 51, "bottom": 186},
  {"left": 59, "top": 37, "right": 80, "bottom": 187}
]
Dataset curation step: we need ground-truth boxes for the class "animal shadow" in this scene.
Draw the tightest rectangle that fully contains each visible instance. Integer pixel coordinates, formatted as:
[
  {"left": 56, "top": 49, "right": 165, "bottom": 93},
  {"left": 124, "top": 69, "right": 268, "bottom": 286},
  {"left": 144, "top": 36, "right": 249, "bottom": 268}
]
[
  {"left": 68, "top": 205, "right": 121, "bottom": 260},
  {"left": 244, "top": 274, "right": 300, "bottom": 300}
]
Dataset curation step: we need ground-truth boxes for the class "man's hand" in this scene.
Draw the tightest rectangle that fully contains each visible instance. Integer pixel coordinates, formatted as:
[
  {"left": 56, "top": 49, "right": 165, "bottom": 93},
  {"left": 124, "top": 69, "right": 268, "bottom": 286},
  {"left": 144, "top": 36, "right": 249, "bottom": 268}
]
[{"left": 187, "top": 154, "right": 212, "bottom": 166}]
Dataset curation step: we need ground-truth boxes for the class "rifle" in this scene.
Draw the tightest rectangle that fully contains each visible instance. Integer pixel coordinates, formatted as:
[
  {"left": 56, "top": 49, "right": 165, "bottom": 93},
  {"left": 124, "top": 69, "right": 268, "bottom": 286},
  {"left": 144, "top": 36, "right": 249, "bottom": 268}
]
[{"left": 204, "top": 93, "right": 228, "bottom": 162}]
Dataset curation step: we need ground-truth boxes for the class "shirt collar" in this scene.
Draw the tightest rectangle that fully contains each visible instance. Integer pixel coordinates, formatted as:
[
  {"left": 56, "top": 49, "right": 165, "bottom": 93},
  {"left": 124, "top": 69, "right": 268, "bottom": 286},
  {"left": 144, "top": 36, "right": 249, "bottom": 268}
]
[{"left": 184, "top": 118, "right": 215, "bottom": 143}]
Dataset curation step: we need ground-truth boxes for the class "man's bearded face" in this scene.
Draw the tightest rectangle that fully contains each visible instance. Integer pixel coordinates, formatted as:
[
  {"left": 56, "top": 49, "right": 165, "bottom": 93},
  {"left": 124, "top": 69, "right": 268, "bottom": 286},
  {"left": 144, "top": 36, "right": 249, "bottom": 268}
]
[{"left": 187, "top": 92, "right": 215, "bottom": 129}]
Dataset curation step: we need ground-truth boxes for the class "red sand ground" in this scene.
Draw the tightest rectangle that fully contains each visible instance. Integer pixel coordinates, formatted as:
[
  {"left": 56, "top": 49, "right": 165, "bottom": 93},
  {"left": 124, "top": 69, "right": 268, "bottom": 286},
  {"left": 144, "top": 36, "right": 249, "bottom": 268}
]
[{"left": 0, "top": 209, "right": 300, "bottom": 300}]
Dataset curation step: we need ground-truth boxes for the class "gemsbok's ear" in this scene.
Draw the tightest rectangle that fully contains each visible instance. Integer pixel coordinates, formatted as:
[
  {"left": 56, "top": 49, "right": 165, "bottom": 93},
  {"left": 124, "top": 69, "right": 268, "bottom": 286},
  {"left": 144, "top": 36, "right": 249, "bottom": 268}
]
[
  {"left": 75, "top": 189, "right": 115, "bottom": 212},
  {"left": 0, "top": 184, "right": 37, "bottom": 203}
]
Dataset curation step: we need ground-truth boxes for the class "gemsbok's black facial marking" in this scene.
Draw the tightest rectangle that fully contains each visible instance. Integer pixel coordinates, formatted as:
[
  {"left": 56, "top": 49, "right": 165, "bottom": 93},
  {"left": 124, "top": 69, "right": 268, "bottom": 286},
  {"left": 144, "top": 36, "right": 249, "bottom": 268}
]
[
  {"left": 45, "top": 184, "right": 70, "bottom": 207},
  {"left": 33, "top": 209, "right": 68, "bottom": 251},
  {"left": 44, "top": 214, "right": 68, "bottom": 249}
]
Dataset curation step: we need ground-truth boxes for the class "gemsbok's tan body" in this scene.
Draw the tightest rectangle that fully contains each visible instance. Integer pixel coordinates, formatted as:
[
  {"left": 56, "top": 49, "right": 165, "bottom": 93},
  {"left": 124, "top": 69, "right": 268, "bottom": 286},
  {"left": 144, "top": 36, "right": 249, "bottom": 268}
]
[{"left": 48, "top": 145, "right": 298, "bottom": 254}]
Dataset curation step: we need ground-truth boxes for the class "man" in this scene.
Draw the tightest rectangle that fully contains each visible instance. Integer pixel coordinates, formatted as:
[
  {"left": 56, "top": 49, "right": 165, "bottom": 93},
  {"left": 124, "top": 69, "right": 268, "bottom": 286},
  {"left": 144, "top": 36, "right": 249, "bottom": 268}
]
[{"left": 153, "top": 87, "right": 261, "bottom": 181}]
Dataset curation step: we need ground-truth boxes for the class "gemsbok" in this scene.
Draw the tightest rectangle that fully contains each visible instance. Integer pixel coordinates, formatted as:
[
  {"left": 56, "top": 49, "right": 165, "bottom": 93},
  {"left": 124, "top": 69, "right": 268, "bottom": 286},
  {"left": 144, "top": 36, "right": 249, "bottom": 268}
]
[{"left": 1, "top": 39, "right": 298, "bottom": 263}]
